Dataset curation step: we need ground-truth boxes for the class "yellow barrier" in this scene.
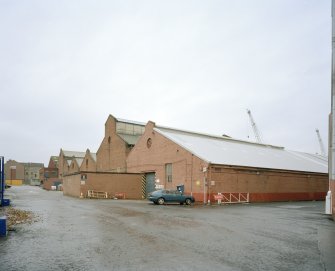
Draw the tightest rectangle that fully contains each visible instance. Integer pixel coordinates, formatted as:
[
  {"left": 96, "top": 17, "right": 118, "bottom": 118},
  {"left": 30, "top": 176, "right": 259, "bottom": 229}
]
[{"left": 6, "top": 179, "right": 23, "bottom": 186}]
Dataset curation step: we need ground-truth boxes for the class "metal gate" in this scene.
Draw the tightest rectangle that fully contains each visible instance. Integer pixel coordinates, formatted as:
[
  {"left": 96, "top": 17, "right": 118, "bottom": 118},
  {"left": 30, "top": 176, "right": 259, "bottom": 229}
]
[{"left": 144, "top": 172, "right": 156, "bottom": 198}]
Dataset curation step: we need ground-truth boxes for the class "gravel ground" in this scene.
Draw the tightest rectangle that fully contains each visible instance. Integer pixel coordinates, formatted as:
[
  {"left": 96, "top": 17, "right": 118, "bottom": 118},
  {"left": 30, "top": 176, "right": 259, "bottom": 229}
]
[
  {"left": 0, "top": 207, "right": 36, "bottom": 229},
  {"left": 0, "top": 186, "right": 334, "bottom": 271}
]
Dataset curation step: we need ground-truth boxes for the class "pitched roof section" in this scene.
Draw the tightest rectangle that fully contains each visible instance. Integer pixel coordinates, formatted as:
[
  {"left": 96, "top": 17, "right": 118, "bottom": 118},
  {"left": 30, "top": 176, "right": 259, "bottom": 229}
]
[
  {"left": 90, "top": 153, "right": 97, "bottom": 162},
  {"left": 154, "top": 126, "right": 328, "bottom": 174},
  {"left": 75, "top": 158, "right": 84, "bottom": 166},
  {"left": 118, "top": 134, "right": 141, "bottom": 145},
  {"left": 50, "top": 156, "right": 59, "bottom": 166},
  {"left": 62, "top": 150, "right": 86, "bottom": 158}
]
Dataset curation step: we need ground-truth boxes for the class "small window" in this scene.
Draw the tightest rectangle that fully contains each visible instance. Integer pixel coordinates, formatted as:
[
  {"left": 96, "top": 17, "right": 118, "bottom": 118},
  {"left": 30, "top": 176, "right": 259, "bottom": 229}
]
[
  {"left": 147, "top": 138, "right": 152, "bottom": 148},
  {"left": 165, "top": 163, "right": 172, "bottom": 182},
  {"left": 86, "top": 159, "right": 88, "bottom": 168}
]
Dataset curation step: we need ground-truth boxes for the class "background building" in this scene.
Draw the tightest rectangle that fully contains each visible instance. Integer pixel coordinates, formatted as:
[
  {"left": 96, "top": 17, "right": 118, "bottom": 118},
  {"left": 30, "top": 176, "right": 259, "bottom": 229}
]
[
  {"left": 4, "top": 160, "right": 24, "bottom": 186},
  {"left": 40, "top": 156, "right": 61, "bottom": 190},
  {"left": 23, "top": 162, "right": 44, "bottom": 185},
  {"left": 5, "top": 160, "right": 44, "bottom": 186},
  {"left": 58, "top": 149, "right": 86, "bottom": 179}
]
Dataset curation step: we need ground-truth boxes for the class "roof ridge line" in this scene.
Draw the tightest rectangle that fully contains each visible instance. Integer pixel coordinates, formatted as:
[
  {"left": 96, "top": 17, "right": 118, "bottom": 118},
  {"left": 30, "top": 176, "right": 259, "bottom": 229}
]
[{"left": 155, "top": 125, "right": 284, "bottom": 150}]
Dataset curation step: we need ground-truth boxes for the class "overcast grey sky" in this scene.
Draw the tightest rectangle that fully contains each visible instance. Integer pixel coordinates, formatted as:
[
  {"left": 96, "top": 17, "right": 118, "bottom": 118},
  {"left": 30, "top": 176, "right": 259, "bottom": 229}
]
[{"left": 0, "top": 0, "right": 331, "bottom": 165}]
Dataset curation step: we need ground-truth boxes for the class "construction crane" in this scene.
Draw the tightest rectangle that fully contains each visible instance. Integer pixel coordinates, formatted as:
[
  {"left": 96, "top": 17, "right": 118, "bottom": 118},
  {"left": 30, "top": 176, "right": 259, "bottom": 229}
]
[
  {"left": 247, "top": 109, "right": 263, "bottom": 144},
  {"left": 315, "top": 129, "right": 326, "bottom": 156}
]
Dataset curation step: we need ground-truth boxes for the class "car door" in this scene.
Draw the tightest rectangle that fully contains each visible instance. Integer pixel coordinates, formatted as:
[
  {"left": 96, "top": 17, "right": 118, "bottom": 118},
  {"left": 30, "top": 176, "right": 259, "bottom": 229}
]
[
  {"left": 173, "top": 190, "right": 183, "bottom": 202},
  {"left": 164, "top": 190, "right": 173, "bottom": 202}
]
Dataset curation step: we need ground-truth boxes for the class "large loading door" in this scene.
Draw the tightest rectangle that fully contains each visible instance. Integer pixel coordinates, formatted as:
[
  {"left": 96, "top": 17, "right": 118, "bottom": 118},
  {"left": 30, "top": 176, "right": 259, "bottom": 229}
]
[{"left": 144, "top": 172, "right": 156, "bottom": 198}]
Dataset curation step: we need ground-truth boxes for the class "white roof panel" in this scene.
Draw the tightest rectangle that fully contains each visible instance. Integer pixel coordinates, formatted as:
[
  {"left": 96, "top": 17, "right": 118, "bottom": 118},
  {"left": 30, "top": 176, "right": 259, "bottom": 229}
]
[{"left": 155, "top": 127, "right": 328, "bottom": 174}]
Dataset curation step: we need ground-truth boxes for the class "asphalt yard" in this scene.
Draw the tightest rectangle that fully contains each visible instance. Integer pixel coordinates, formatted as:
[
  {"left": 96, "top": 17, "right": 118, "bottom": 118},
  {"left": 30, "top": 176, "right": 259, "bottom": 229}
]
[{"left": 0, "top": 186, "right": 334, "bottom": 271}]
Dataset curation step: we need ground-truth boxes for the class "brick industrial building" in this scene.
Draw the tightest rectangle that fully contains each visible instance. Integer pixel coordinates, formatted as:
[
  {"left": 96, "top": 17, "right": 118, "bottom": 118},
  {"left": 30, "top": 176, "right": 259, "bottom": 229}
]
[
  {"left": 61, "top": 115, "right": 328, "bottom": 203},
  {"left": 95, "top": 115, "right": 145, "bottom": 172},
  {"left": 4, "top": 160, "right": 24, "bottom": 182},
  {"left": 4, "top": 160, "right": 44, "bottom": 186},
  {"left": 40, "top": 156, "right": 61, "bottom": 190},
  {"left": 127, "top": 121, "right": 328, "bottom": 203},
  {"left": 62, "top": 116, "right": 144, "bottom": 198}
]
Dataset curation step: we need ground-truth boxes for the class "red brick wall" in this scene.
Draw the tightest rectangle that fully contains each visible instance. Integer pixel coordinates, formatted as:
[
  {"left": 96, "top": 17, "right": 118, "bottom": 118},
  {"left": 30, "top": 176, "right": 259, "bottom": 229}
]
[
  {"left": 48, "top": 158, "right": 58, "bottom": 168},
  {"left": 127, "top": 122, "right": 209, "bottom": 195},
  {"left": 63, "top": 174, "right": 81, "bottom": 197},
  {"left": 68, "top": 160, "right": 80, "bottom": 174},
  {"left": 207, "top": 165, "right": 328, "bottom": 203},
  {"left": 58, "top": 150, "right": 68, "bottom": 179},
  {"left": 4, "top": 160, "right": 24, "bottom": 180},
  {"left": 80, "top": 151, "right": 97, "bottom": 172},
  {"left": 63, "top": 172, "right": 143, "bottom": 199},
  {"left": 96, "top": 115, "right": 129, "bottom": 172},
  {"left": 43, "top": 178, "right": 62, "bottom": 190}
]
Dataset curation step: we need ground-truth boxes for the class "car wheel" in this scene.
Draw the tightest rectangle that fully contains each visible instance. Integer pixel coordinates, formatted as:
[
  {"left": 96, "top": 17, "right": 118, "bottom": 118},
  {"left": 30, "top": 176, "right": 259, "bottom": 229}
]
[
  {"left": 157, "top": 198, "right": 165, "bottom": 205},
  {"left": 185, "top": 198, "right": 192, "bottom": 205}
]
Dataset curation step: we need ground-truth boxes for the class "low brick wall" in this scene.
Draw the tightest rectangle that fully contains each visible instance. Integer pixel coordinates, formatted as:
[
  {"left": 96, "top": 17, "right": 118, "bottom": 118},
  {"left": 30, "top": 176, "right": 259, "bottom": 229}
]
[
  {"left": 206, "top": 165, "right": 328, "bottom": 203},
  {"left": 63, "top": 171, "right": 143, "bottom": 199},
  {"left": 42, "top": 178, "right": 62, "bottom": 190}
]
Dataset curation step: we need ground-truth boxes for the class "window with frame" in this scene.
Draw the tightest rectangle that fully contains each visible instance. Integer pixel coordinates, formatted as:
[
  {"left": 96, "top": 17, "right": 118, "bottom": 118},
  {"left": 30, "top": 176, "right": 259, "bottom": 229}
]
[
  {"left": 165, "top": 163, "right": 172, "bottom": 182},
  {"left": 116, "top": 122, "right": 145, "bottom": 136}
]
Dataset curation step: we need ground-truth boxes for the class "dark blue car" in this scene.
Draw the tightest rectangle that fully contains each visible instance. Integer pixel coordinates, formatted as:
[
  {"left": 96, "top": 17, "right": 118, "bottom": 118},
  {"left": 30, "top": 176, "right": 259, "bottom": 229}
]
[{"left": 148, "top": 189, "right": 195, "bottom": 205}]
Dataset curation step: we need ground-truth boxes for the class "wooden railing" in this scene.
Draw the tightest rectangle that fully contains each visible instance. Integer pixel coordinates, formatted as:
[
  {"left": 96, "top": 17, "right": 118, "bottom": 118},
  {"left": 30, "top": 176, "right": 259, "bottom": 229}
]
[
  {"left": 87, "top": 190, "right": 108, "bottom": 199},
  {"left": 214, "top": 193, "right": 249, "bottom": 204}
]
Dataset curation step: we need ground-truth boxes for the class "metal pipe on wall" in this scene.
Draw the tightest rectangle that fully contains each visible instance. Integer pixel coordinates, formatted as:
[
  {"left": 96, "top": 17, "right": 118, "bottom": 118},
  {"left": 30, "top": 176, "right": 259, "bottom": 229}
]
[
  {"left": 331, "top": 0, "right": 335, "bottom": 181},
  {"left": 326, "top": 0, "right": 335, "bottom": 215},
  {"left": 0, "top": 157, "right": 4, "bottom": 204}
]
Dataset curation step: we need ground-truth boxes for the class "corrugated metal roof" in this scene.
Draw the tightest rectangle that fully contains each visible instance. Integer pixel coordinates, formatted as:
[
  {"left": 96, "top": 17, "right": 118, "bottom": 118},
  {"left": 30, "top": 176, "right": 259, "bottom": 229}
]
[
  {"left": 154, "top": 127, "right": 328, "bottom": 174},
  {"left": 118, "top": 133, "right": 142, "bottom": 145}
]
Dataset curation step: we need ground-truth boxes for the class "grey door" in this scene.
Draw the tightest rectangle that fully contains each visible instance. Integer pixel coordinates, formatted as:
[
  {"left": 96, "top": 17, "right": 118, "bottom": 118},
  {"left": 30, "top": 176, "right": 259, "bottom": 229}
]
[{"left": 145, "top": 172, "right": 156, "bottom": 198}]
